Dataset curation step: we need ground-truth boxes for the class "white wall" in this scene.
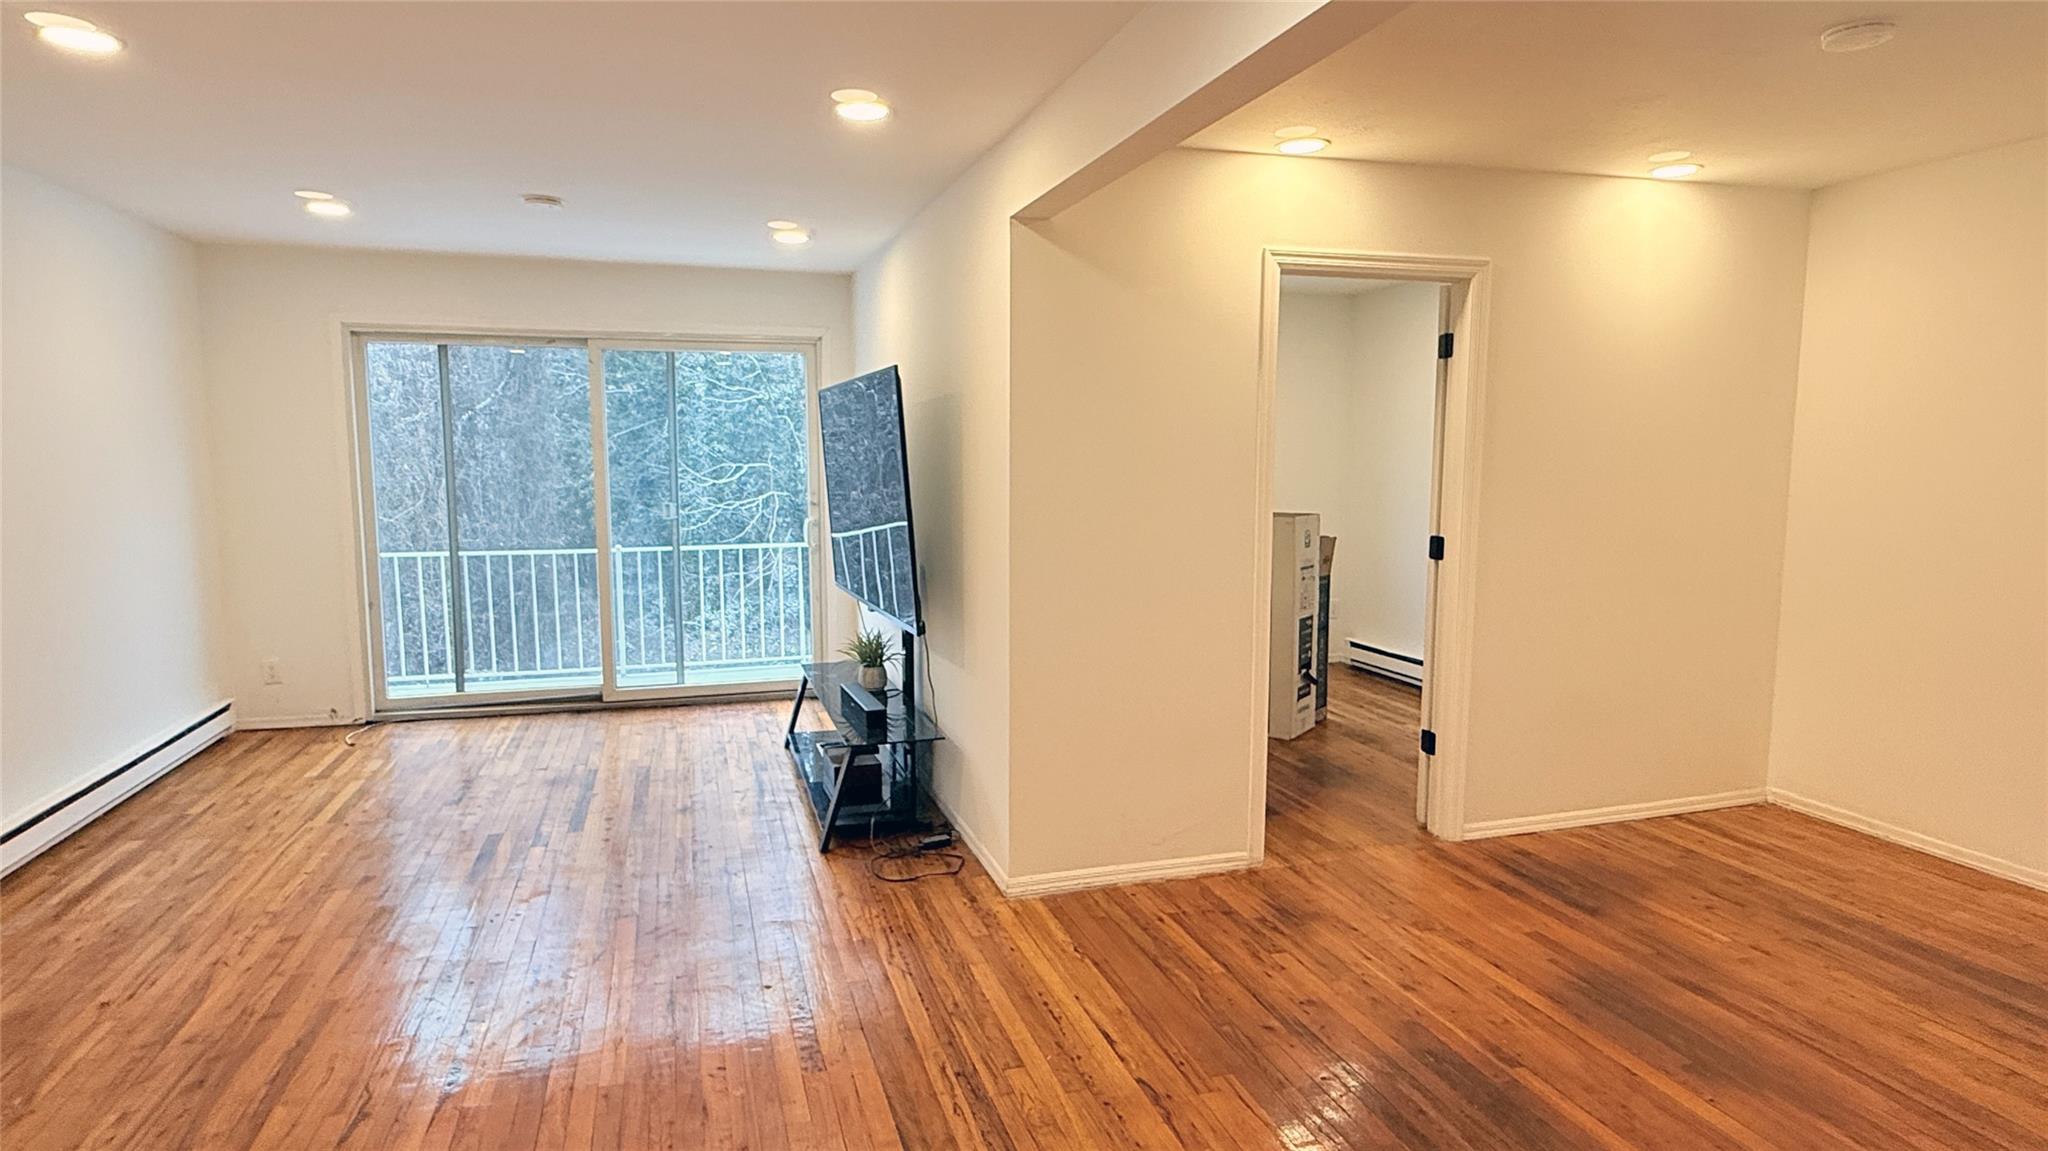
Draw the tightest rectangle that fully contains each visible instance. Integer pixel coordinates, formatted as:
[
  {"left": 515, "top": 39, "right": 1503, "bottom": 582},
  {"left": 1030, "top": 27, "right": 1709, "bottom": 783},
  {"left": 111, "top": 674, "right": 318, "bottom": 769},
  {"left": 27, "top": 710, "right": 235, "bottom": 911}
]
[
  {"left": 1272, "top": 282, "right": 1439, "bottom": 663},
  {"left": 1768, "top": 137, "right": 2048, "bottom": 884},
  {"left": 1010, "top": 149, "right": 1809, "bottom": 874},
  {"left": 1, "top": 166, "right": 221, "bottom": 827},
  {"left": 1346, "top": 282, "right": 1439, "bottom": 660},
  {"left": 195, "top": 244, "right": 852, "bottom": 725},
  {"left": 1271, "top": 292, "right": 1360, "bottom": 639},
  {"left": 854, "top": 1, "right": 1363, "bottom": 883}
]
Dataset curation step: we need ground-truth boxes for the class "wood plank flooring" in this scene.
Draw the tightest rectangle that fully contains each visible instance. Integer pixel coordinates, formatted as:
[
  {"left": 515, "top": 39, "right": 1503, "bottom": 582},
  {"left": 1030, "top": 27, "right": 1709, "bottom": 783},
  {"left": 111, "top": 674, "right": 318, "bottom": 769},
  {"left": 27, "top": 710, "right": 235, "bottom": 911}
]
[{"left": 4, "top": 668, "right": 2045, "bottom": 1149}]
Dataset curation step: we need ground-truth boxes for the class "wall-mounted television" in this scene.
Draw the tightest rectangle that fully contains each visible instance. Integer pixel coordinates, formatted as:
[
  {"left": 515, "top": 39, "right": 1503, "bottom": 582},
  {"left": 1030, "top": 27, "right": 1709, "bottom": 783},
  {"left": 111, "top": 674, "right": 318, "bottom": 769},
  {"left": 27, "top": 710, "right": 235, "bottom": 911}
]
[{"left": 818, "top": 366, "right": 923, "bottom": 634}]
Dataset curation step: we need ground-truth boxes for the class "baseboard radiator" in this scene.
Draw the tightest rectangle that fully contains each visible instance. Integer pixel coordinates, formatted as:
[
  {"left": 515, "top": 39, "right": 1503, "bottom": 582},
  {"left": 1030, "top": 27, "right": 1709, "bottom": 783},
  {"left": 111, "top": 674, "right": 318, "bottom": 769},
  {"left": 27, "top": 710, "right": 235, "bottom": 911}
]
[
  {"left": 1, "top": 701, "right": 234, "bottom": 877},
  {"left": 1347, "top": 640, "right": 1422, "bottom": 687}
]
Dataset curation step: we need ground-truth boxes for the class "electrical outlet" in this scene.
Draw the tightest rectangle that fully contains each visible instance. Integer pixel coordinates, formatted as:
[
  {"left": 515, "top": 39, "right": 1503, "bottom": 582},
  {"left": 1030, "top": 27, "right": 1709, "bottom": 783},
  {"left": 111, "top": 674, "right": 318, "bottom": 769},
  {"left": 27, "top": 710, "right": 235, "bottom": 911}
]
[{"left": 260, "top": 658, "right": 283, "bottom": 685}]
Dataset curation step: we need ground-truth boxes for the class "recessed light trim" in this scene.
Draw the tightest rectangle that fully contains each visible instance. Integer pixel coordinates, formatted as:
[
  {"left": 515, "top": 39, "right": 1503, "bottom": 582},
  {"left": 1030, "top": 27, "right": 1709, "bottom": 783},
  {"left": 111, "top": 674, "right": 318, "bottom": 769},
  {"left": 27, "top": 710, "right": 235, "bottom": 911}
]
[
  {"left": 834, "top": 100, "right": 890, "bottom": 123},
  {"left": 1819, "top": 19, "right": 1896, "bottom": 53},
  {"left": 766, "top": 219, "right": 800, "bottom": 231},
  {"left": 1649, "top": 162, "right": 1702, "bottom": 180},
  {"left": 293, "top": 189, "right": 335, "bottom": 201},
  {"left": 771, "top": 228, "right": 812, "bottom": 246},
  {"left": 304, "top": 199, "right": 353, "bottom": 218},
  {"left": 23, "top": 11, "right": 94, "bottom": 30},
  {"left": 1647, "top": 150, "right": 1692, "bottom": 164},
  {"left": 1276, "top": 137, "right": 1330, "bottom": 156},
  {"left": 830, "top": 87, "right": 890, "bottom": 122},
  {"left": 35, "top": 22, "right": 122, "bottom": 56},
  {"left": 522, "top": 193, "right": 565, "bottom": 209},
  {"left": 1273, "top": 125, "right": 1320, "bottom": 140}
]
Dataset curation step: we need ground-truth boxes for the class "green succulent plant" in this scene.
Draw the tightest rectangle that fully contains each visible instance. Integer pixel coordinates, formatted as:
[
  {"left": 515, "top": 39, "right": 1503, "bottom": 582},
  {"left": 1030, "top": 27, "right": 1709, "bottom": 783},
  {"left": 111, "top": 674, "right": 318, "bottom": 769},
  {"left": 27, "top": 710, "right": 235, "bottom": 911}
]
[{"left": 839, "top": 628, "right": 897, "bottom": 669}]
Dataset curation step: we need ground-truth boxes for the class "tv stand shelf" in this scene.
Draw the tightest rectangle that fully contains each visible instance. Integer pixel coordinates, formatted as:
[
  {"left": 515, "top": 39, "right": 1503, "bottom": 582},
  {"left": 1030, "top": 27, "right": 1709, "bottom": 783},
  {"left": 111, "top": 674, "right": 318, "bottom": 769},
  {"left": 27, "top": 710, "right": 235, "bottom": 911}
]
[{"left": 784, "top": 660, "right": 943, "bottom": 852}]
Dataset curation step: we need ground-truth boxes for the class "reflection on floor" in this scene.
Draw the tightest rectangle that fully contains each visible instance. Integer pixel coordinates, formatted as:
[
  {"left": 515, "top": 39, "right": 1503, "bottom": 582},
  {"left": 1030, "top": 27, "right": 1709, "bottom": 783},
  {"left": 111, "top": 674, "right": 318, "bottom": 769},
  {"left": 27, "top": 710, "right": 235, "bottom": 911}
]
[
  {"left": 1266, "top": 665, "right": 1426, "bottom": 855},
  {"left": 4, "top": 667, "right": 2045, "bottom": 1149}
]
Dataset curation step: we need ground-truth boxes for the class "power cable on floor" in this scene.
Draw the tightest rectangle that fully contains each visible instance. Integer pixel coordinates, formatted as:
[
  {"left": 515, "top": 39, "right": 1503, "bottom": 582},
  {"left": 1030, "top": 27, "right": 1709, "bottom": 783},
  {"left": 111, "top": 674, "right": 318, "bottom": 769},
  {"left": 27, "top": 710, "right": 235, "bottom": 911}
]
[{"left": 864, "top": 815, "right": 965, "bottom": 884}]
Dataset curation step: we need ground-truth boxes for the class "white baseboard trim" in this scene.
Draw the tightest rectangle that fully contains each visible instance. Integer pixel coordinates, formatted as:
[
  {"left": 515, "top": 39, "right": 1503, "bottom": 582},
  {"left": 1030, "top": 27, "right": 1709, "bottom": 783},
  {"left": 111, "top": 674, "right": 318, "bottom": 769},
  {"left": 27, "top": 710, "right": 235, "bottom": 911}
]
[
  {"left": 234, "top": 713, "right": 352, "bottom": 730},
  {"left": 1768, "top": 788, "right": 2048, "bottom": 893},
  {"left": 1462, "top": 787, "right": 1767, "bottom": 840},
  {"left": 932, "top": 793, "right": 1011, "bottom": 894},
  {"left": 1004, "top": 850, "right": 1254, "bottom": 899},
  {"left": 2, "top": 700, "right": 235, "bottom": 877}
]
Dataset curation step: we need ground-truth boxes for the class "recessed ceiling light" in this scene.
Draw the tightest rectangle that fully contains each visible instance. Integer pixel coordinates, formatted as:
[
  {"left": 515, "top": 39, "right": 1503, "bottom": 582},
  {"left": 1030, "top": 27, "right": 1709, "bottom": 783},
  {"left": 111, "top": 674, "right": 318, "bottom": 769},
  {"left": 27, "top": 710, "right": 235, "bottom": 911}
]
[
  {"left": 1273, "top": 125, "right": 1320, "bottom": 140},
  {"left": 1819, "top": 19, "right": 1896, "bottom": 53},
  {"left": 23, "top": 11, "right": 93, "bottom": 30},
  {"left": 304, "top": 199, "right": 353, "bottom": 218},
  {"left": 1647, "top": 150, "right": 1692, "bottom": 164},
  {"left": 1276, "top": 137, "right": 1331, "bottom": 156},
  {"left": 830, "top": 87, "right": 891, "bottom": 122},
  {"left": 834, "top": 100, "right": 890, "bottom": 123},
  {"left": 293, "top": 189, "right": 335, "bottom": 201},
  {"left": 771, "top": 228, "right": 811, "bottom": 246},
  {"left": 25, "top": 12, "right": 122, "bottom": 56},
  {"left": 1650, "top": 162, "right": 1702, "bottom": 180},
  {"left": 765, "top": 219, "right": 800, "bottom": 231},
  {"left": 522, "top": 193, "right": 564, "bottom": 209}
]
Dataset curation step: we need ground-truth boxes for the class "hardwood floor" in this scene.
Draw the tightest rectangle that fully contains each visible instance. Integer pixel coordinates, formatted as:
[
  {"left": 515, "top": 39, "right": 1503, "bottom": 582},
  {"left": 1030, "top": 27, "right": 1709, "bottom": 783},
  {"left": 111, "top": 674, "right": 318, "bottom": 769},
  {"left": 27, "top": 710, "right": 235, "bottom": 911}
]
[{"left": 4, "top": 668, "right": 2045, "bottom": 1149}]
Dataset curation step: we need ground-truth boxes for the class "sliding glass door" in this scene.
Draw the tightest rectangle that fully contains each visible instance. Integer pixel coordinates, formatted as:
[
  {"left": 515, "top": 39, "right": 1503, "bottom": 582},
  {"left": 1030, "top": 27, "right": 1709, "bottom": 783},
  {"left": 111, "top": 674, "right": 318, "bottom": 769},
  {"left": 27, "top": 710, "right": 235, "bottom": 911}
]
[
  {"left": 357, "top": 333, "right": 816, "bottom": 712},
  {"left": 593, "top": 343, "right": 815, "bottom": 698}
]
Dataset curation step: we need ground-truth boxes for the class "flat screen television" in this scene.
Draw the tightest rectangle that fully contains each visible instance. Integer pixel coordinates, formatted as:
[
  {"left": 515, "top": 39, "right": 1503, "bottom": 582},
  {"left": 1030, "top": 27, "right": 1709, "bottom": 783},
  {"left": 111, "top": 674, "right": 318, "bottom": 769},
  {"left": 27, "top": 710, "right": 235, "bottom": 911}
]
[{"left": 818, "top": 366, "right": 923, "bottom": 634}]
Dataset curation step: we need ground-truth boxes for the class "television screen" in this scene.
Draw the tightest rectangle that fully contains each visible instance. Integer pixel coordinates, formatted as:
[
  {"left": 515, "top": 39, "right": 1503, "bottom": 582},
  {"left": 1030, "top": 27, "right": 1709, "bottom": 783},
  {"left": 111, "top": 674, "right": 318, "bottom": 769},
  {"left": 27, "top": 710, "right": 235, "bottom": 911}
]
[{"left": 818, "top": 366, "right": 923, "bottom": 633}]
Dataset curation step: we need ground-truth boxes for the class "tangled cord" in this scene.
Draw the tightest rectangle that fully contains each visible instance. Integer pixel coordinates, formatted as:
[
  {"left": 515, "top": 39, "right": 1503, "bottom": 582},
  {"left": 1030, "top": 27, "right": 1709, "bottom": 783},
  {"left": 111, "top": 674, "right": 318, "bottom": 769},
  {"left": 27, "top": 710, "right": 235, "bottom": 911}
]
[{"left": 864, "top": 816, "right": 966, "bottom": 884}]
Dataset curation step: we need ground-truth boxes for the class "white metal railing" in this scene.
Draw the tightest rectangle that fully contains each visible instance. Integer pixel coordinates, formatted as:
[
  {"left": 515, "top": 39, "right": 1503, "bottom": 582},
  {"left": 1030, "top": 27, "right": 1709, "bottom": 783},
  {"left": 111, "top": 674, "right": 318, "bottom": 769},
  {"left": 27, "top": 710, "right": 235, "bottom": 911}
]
[
  {"left": 829, "top": 520, "right": 914, "bottom": 622},
  {"left": 378, "top": 543, "right": 812, "bottom": 693}
]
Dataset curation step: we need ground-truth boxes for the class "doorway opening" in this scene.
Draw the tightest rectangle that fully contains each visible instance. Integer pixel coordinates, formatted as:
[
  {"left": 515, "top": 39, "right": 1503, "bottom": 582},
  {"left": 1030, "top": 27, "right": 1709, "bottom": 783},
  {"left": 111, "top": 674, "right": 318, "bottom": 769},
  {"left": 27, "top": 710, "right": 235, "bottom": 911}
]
[{"left": 1251, "top": 250, "right": 1489, "bottom": 856}]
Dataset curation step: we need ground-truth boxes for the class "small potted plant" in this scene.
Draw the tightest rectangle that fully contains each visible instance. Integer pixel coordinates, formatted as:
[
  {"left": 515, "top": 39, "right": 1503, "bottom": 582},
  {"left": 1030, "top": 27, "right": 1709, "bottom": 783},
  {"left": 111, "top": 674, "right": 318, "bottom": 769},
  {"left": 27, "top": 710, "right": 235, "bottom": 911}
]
[{"left": 840, "top": 628, "right": 896, "bottom": 691}]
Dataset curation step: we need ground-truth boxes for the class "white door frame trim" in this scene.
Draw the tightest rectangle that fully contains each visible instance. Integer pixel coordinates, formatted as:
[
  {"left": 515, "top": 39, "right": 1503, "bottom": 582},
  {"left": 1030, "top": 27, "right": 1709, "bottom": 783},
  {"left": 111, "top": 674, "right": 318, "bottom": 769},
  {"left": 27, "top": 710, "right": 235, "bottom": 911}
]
[{"left": 1249, "top": 248, "right": 1492, "bottom": 856}]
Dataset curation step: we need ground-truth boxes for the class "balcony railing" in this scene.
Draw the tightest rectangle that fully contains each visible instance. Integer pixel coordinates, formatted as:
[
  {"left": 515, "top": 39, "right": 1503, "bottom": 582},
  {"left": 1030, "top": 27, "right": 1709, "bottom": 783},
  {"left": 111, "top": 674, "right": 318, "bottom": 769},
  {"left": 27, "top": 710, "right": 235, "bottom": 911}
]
[{"left": 378, "top": 542, "right": 812, "bottom": 695}]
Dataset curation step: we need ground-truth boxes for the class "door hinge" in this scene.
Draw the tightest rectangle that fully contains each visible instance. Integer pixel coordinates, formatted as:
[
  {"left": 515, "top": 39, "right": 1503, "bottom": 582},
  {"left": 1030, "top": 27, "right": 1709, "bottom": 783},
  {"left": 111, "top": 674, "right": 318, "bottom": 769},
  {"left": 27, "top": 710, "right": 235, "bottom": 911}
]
[
  {"left": 1438, "top": 332, "right": 1455, "bottom": 359},
  {"left": 1427, "top": 535, "right": 1445, "bottom": 561},
  {"left": 1420, "top": 729, "right": 1437, "bottom": 756}
]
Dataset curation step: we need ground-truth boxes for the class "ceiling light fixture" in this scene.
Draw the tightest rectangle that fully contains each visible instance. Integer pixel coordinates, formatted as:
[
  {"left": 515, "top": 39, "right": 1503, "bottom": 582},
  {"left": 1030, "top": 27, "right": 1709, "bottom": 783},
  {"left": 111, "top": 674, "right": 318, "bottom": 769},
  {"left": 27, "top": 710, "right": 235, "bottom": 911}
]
[
  {"left": 304, "top": 199, "right": 353, "bottom": 218},
  {"left": 1819, "top": 19, "right": 1896, "bottom": 53},
  {"left": 771, "top": 227, "right": 812, "bottom": 246},
  {"left": 1276, "top": 137, "right": 1331, "bottom": 156},
  {"left": 1649, "top": 162, "right": 1702, "bottom": 180},
  {"left": 1273, "top": 125, "right": 1320, "bottom": 140},
  {"left": 830, "top": 88, "right": 891, "bottom": 123},
  {"left": 23, "top": 11, "right": 91, "bottom": 29},
  {"left": 522, "top": 193, "right": 564, "bottom": 209},
  {"left": 24, "top": 11, "right": 122, "bottom": 55},
  {"left": 765, "top": 219, "right": 800, "bottom": 231},
  {"left": 293, "top": 189, "right": 335, "bottom": 201},
  {"left": 1647, "top": 150, "right": 1692, "bottom": 164}
]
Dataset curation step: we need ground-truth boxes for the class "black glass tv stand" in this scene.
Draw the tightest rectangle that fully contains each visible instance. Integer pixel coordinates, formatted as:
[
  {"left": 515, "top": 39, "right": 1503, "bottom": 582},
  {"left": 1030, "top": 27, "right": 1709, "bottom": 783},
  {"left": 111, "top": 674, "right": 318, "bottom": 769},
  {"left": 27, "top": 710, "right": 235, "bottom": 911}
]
[{"left": 784, "top": 659, "right": 944, "bottom": 852}]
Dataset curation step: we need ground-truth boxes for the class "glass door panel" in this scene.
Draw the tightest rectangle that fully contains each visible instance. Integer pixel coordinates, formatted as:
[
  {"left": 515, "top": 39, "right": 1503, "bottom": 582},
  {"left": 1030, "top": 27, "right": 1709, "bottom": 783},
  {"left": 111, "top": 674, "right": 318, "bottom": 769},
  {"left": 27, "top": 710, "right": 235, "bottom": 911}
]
[
  {"left": 445, "top": 344, "right": 600, "bottom": 694},
  {"left": 598, "top": 345, "right": 814, "bottom": 694},
  {"left": 599, "top": 348, "right": 680, "bottom": 687},
  {"left": 364, "top": 341, "right": 456, "bottom": 699},
  {"left": 674, "top": 350, "right": 813, "bottom": 684}
]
